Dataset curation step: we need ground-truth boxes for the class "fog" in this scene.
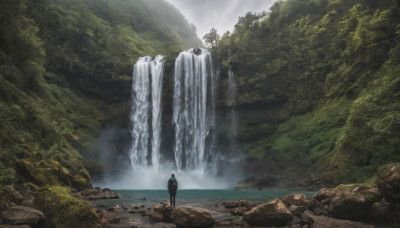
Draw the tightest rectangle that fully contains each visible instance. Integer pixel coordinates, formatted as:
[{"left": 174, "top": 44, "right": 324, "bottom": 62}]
[{"left": 164, "top": 0, "right": 278, "bottom": 38}]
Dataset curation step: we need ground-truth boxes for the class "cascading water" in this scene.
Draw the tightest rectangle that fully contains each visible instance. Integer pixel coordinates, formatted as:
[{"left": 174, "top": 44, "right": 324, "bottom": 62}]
[
  {"left": 108, "top": 50, "right": 233, "bottom": 189},
  {"left": 172, "top": 48, "right": 217, "bottom": 173},
  {"left": 130, "top": 55, "right": 164, "bottom": 169}
]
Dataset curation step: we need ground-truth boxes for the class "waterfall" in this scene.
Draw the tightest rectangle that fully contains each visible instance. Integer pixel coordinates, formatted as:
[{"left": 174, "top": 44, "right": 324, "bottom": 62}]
[
  {"left": 173, "top": 48, "right": 217, "bottom": 173},
  {"left": 226, "top": 49, "right": 237, "bottom": 139},
  {"left": 130, "top": 55, "right": 164, "bottom": 169}
]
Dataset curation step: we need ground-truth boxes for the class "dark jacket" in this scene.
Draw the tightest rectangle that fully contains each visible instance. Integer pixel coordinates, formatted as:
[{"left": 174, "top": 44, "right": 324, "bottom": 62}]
[{"left": 168, "top": 177, "right": 178, "bottom": 194}]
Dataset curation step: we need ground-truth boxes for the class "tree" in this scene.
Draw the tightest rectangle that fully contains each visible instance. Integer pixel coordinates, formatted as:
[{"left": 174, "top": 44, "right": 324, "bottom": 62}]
[{"left": 203, "top": 27, "right": 220, "bottom": 48}]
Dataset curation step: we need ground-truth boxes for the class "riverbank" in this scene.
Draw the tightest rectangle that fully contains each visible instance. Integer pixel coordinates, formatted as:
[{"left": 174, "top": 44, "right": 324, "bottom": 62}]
[{"left": 0, "top": 164, "right": 399, "bottom": 227}]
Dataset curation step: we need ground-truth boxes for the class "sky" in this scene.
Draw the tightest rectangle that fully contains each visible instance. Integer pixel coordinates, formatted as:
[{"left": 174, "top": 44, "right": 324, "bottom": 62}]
[{"left": 164, "top": 0, "right": 278, "bottom": 39}]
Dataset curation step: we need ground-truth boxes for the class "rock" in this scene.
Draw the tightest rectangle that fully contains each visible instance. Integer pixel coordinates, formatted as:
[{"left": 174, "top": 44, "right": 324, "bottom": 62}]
[
  {"left": 303, "top": 210, "right": 373, "bottom": 228},
  {"left": 369, "top": 201, "right": 395, "bottom": 224},
  {"left": 152, "top": 223, "right": 177, "bottom": 228},
  {"left": 0, "top": 225, "right": 31, "bottom": 228},
  {"left": 312, "top": 188, "right": 336, "bottom": 204},
  {"left": 231, "top": 207, "right": 247, "bottom": 216},
  {"left": 170, "top": 206, "right": 215, "bottom": 228},
  {"left": 377, "top": 164, "right": 400, "bottom": 202},
  {"left": 0, "top": 206, "right": 46, "bottom": 227},
  {"left": 74, "top": 188, "right": 121, "bottom": 200},
  {"left": 282, "top": 194, "right": 311, "bottom": 208},
  {"left": 3, "top": 186, "right": 24, "bottom": 204},
  {"left": 222, "top": 201, "right": 236, "bottom": 209},
  {"left": 243, "top": 198, "right": 293, "bottom": 226},
  {"left": 150, "top": 201, "right": 173, "bottom": 222},
  {"left": 289, "top": 205, "right": 307, "bottom": 215},
  {"left": 330, "top": 190, "right": 371, "bottom": 219},
  {"left": 99, "top": 210, "right": 120, "bottom": 224}
]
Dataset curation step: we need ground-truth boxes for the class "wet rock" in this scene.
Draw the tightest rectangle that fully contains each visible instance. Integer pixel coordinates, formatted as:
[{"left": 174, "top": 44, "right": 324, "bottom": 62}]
[
  {"left": 303, "top": 210, "right": 373, "bottom": 228},
  {"left": 99, "top": 210, "right": 120, "bottom": 224},
  {"left": 0, "top": 225, "right": 31, "bottom": 228},
  {"left": 330, "top": 190, "right": 371, "bottom": 219},
  {"left": 289, "top": 205, "right": 307, "bottom": 215},
  {"left": 231, "top": 207, "right": 247, "bottom": 216},
  {"left": 0, "top": 206, "right": 46, "bottom": 227},
  {"left": 312, "top": 188, "right": 336, "bottom": 204},
  {"left": 282, "top": 194, "right": 311, "bottom": 208},
  {"left": 73, "top": 188, "right": 121, "bottom": 200},
  {"left": 369, "top": 201, "right": 395, "bottom": 224},
  {"left": 243, "top": 198, "right": 293, "bottom": 226},
  {"left": 152, "top": 223, "right": 177, "bottom": 228},
  {"left": 150, "top": 201, "right": 173, "bottom": 222},
  {"left": 170, "top": 206, "right": 215, "bottom": 228},
  {"left": 377, "top": 164, "right": 400, "bottom": 202}
]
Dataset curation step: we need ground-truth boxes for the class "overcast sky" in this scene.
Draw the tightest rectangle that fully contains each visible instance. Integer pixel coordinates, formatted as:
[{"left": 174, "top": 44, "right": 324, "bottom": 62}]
[{"left": 164, "top": 0, "right": 278, "bottom": 39}]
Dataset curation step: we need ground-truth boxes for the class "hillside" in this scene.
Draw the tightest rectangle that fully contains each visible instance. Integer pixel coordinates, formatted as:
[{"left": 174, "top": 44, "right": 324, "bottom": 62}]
[
  {"left": 0, "top": 0, "right": 201, "bottom": 189},
  {"left": 214, "top": 0, "right": 400, "bottom": 185}
]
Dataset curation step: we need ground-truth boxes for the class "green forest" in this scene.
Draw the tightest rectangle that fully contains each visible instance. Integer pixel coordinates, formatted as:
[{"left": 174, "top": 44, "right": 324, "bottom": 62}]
[
  {"left": 214, "top": 0, "right": 400, "bottom": 184},
  {"left": 0, "top": 0, "right": 201, "bottom": 190}
]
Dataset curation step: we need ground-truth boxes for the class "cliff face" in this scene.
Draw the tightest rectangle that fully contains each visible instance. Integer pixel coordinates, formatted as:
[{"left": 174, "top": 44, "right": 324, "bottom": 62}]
[
  {"left": 214, "top": 0, "right": 400, "bottom": 185},
  {"left": 0, "top": 0, "right": 201, "bottom": 188}
]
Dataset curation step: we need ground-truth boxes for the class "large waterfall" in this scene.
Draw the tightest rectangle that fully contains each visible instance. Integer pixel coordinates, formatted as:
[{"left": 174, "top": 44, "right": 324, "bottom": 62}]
[
  {"left": 130, "top": 55, "right": 164, "bottom": 169},
  {"left": 173, "top": 48, "right": 217, "bottom": 173},
  {"left": 110, "top": 50, "right": 234, "bottom": 189}
]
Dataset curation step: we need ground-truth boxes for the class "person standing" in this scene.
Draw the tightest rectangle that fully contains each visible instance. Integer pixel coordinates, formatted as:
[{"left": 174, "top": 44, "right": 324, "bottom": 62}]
[{"left": 167, "top": 173, "right": 178, "bottom": 206}]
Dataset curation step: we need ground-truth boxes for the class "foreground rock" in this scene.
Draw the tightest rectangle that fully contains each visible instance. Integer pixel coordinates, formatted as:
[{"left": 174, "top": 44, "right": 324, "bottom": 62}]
[
  {"left": 73, "top": 187, "right": 121, "bottom": 200},
  {"left": 282, "top": 194, "right": 311, "bottom": 208},
  {"left": 35, "top": 186, "right": 102, "bottom": 228},
  {"left": 377, "top": 164, "right": 400, "bottom": 202},
  {"left": 243, "top": 198, "right": 293, "bottom": 226},
  {"left": 150, "top": 201, "right": 174, "bottom": 222},
  {"left": 303, "top": 210, "right": 373, "bottom": 228},
  {"left": 170, "top": 206, "right": 215, "bottom": 228},
  {"left": 0, "top": 206, "right": 46, "bottom": 228}
]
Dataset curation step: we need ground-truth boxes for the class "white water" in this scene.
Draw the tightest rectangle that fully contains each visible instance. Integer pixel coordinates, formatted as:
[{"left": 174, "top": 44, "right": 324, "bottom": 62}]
[
  {"left": 114, "top": 50, "right": 235, "bottom": 190},
  {"left": 173, "top": 48, "right": 217, "bottom": 173},
  {"left": 129, "top": 55, "right": 164, "bottom": 168}
]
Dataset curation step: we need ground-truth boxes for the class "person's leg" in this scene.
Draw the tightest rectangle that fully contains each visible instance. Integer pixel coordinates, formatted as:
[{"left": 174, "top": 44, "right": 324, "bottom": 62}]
[
  {"left": 170, "top": 194, "right": 173, "bottom": 206},
  {"left": 172, "top": 193, "right": 176, "bottom": 206}
]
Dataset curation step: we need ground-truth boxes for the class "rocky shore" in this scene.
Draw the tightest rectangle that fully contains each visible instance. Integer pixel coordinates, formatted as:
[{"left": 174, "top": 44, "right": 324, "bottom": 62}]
[{"left": 1, "top": 164, "right": 399, "bottom": 228}]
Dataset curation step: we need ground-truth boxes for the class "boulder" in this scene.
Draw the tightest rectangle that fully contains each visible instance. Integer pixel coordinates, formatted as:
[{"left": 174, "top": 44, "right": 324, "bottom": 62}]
[
  {"left": 282, "top": 194, "right": 311, "bottom": 208},
  {"left": 231, "top": 207, "right": 247, "bottom": 216},
  {"left": 170, "top": 206, "right": 215, "bottom": 228},
  {"left": 303, "top": 210, "right": 373, "bottom": 228},
  {"left": 289, "top": 205, "right": 307, "bottom": 215},
  {"left": 0, "top": 206, "right": 46, "bottom": 227},
  {"left": 243, "top": 198, "right": 293, "bottom": 226},
  {"left": 99, "top": 210, "right": 120, "bottom": 224},
  {"left": 330, "top": 190, "right": 371, "bottom": 219},
  {"left": 152, "top": 223, "right": 177, "bottom": 228},
  {"left": 312, "top": 188, "right": 336, "bottom": 204},
  {"left": 377, "top": 164, "right": 400, "bottom": 202},
  {"left": 150, "top": 201, "right": 173, "bottom": 222},
  {"left": 369, "top": 201, "right": 395, "bottom": 224},
  {"left": 74, "top": 188, "right": 121, "bottom": 200}
]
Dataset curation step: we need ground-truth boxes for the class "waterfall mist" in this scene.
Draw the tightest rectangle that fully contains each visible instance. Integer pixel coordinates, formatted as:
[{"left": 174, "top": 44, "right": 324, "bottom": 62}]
[{"left": 94, "top": 49, "right": 243, "bottom": 190}]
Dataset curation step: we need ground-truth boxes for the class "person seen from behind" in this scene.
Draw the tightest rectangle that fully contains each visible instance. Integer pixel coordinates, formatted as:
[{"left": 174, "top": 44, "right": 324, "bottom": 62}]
[{"left": 168, "top": 173, "right": 178, "bottom": 206}]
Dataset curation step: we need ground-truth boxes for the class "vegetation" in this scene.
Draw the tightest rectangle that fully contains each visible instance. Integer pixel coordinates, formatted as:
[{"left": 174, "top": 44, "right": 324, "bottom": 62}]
[
  {"left": 214, "top": 0, "right": 400, "bottom": 183},
  {"left": 203, "top": 27, "right": 221, "bottom": 48},
  {"left": 35, "top": 185, "right": 102, "bottom": 228},
  {"left": 0, "top": 0, "right": 201, "bottom": 187}
]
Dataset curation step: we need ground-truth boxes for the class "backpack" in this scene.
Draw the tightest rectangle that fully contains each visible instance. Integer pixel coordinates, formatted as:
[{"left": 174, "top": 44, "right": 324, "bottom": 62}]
[{"left": 169, "top": 179, "right": 177, "bottom": 191}]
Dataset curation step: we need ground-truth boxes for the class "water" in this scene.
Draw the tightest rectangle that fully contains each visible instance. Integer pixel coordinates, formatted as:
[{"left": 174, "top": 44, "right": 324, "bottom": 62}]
[
  {"left": 129, "top": 55, "right": 164, "bottom": 169},
  {"left": 91, "top": 189, "right": 316, "bottom": 209},
  {"left": 173, "top": 48, "right": 217, "bottom": 173}
]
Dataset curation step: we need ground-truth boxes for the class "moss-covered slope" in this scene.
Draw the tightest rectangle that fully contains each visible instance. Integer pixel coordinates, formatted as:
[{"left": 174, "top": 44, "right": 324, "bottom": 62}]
[
  {"left": 214, "top": 0, "right": 400, "bottom": 184},
  {"left": 0, "top": 0, "right": 201, "bottom": 188}
]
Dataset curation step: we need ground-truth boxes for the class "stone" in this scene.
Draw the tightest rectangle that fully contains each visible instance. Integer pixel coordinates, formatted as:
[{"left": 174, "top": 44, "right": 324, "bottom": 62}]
[
  {"left": 170, "top": 206, "right": 215, "bottom": 228},
  {"left": 369, "top": 201, "right": 395, "bottom": 224},
  {"left": 231, "top": 207, "right": 247, "bottom": 216},
  {"left": 243, "top": 198, "right": 293, "bottom": 227},
  {"left": 150, "top": 201, "right": 173, "bottom": 222},
  {"left": 312, "top": 188, "right": 336, "bottom": 203},
  {"left": 377, "top": 164, "right": 400, "bottom": 202},
  {"left": 303, "top": 210, "right": 373, "bottom": 228},
  {"left": 330, "top": 191, "right": 371, "bottom": 219},
  {"left": 289, "top": 205, "right": 307, "bottom": 215},
  {"left": 152, "top": 223, "right": 177, "bottom": 228},
  {"left": 100, "top": 210, "right": 120, "bottom": 224},
  {"left": 74, "top": 188, "right": 121, "bottom": 200},
  {"left": 282, "top": 194, "right": 311, "bottom": 208},
  {"left": 0, "top": 206, "right": 46, "bottom": 227}
]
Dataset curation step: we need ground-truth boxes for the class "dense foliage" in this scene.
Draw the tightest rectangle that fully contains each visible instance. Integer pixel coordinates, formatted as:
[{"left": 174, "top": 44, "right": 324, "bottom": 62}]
[
  {"left": 0, "top": 0, "right": 201, "bottom": 187},
  {"left": 214, "top": 0, "right": 400, "bottom": 183}
]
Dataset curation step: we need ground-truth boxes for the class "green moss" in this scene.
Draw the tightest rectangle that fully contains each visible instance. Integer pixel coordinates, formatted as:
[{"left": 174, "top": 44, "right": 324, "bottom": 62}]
[{"left": 35, "top": 186, "right": 102, "bottom": 228}]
